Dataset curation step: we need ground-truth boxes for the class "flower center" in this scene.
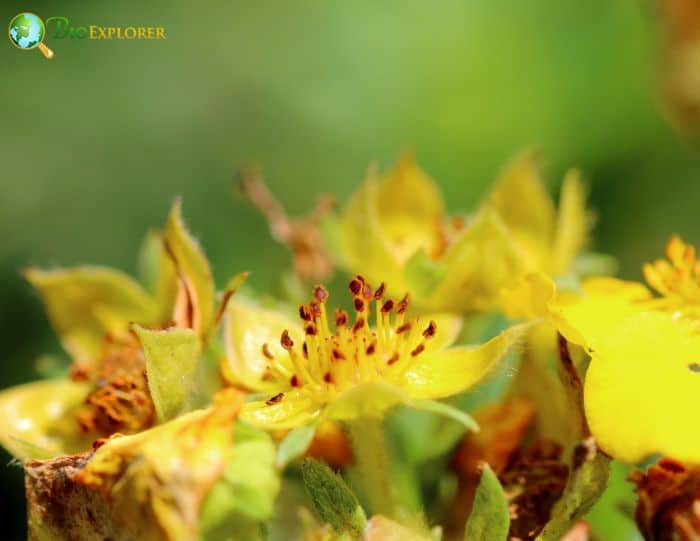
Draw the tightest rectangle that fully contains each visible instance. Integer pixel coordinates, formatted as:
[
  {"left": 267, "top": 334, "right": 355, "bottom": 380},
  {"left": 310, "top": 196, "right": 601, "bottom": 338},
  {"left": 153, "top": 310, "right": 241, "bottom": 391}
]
[
  {"left": 261, "top": 276, "right": 436, "bottom": 403},
  {"left": 644, "top": 236, "right": 700, "bottom": 306}
]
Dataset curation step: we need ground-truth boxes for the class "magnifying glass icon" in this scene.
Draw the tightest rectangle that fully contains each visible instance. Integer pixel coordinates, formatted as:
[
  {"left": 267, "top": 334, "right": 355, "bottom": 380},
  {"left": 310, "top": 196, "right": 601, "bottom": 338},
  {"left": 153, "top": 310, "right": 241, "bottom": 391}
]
[{"left": 8, "top": 13, "right": 54, "bottom": 59}]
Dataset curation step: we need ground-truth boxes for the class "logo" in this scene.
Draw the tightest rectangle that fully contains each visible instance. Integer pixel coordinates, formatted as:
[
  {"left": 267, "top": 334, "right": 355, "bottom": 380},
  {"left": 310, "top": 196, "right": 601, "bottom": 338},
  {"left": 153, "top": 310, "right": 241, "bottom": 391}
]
[
  {"left": 8, "top": 12, "right": 54, "bottom": 59},
  {"left": 8, "top": 13, "right": 167, "bottom": 59}
]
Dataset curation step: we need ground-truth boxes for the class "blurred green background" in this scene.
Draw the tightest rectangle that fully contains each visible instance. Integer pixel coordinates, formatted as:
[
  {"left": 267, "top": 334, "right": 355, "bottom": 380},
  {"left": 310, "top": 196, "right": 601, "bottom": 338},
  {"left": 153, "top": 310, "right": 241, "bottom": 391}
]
[{"left": 2, "top": 1, "right": 699, "bottom": 538}]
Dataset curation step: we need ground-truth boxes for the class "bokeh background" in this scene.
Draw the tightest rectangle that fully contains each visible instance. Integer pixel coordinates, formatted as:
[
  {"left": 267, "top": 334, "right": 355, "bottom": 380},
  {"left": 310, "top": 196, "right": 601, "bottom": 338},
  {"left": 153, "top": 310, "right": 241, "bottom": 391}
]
[{"left": 2, "top": 1, "right": 699, "bottom": 538}]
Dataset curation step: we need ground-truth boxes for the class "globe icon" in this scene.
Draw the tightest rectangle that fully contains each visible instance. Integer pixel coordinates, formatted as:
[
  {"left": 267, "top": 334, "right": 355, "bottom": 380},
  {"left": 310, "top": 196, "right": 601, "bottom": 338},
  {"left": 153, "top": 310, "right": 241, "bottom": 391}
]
[
  {"left": 8, "top": 12, "right": 53, "bottom": 58},
  {"left": 9, "top": 13, "right": 44, "bottom": 49}
]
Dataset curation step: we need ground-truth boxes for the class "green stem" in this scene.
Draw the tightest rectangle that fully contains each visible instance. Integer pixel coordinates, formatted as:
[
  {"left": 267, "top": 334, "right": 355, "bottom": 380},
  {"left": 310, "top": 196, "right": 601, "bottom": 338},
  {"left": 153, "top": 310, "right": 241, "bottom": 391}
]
[{"left": 346, "top": 417, "right": 396, "bottom": 518}]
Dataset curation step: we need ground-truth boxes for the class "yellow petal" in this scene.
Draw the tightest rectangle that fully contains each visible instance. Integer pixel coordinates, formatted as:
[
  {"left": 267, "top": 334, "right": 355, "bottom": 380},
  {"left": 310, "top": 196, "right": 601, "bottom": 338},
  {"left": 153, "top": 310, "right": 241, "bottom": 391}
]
[
  {"left": 138, "top": 229, "right": 179, "bottom": 323},
  {"left": 486, "top": 150, "right": 556, "bottom": 255},
  {"left": 375, "top": 152, "right": 445, "bottom": 262},
  {"left": 337, "top": 168, "right": 406, "bottom": 294},
  {"left": 240, "top": 389, "right": 321, "bottom": 430},
  {"left": 425, "top": 209, "right": 528, "bottom": 312},
  {"left": 552, "top": 169, "right": 592, "bottom": 274},
  {"left": 422, "top": 312, "right": 463, "bottom": 352},
  {"left": 400, "top": 322, "right": 530, "bottom": 399},
  {"left": 164, "top": 199, "right": 216, "bottom": 339},
  {"left": 0, "top": 379, "right": 93, "bottom": 459},
  {"left": 584, "top": 311, "right": 700, "bottom": 463},
  {"left": 24, "top": 266, "right": 159, "bottom": 364},
  {"left": 325, "top": 381, "right": 409, "bottom": 421},
  {"left": 501, "top": 271, "right": 556, "bottom": 320},
  {"left": 223, "top": 299, "right": 303, "bottom": 391},
  {"left": 365, "top": 515, "right": 434, "bottom": 541},
  {"left": 133, "top": 324, "right": 201, "bottom": 423},
  {"left": 550, "top": 277, "right": 652, "bottom": 351}
]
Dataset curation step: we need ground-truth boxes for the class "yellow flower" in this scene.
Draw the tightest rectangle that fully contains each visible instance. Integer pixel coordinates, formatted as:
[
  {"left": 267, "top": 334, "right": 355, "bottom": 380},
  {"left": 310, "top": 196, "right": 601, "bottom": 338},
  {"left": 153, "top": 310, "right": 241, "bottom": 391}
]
[
  {"left": 224, "top": 276, "right": 528, "bottom": 430},
  {"left": 0, "top": 200, "right": 246, "bottom": 458},
  {"left": 643, "top": 235, "right": 700, "bottom": 316},
  {"left": 332, "top": 151, "right": 595, "bottom": 313},
  {"left": 503, "top": 259, "right": 700, "bottom": 464}
]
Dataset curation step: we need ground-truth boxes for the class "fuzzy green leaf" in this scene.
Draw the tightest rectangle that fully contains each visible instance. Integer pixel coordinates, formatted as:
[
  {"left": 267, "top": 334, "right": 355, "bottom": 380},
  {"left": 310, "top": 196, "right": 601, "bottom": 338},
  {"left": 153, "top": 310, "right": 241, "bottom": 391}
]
[
  {"left": 464, "top": 463, "right": 510, "bottom": 541},
  {"left": 536, "top": 443, "right": 611, "bottom": 541},
  {"left": 133, "top": 324, "right": 200, "bottom": 422},
  {"left": 301, "top": 458, "right": 367, "bottom": 540}
]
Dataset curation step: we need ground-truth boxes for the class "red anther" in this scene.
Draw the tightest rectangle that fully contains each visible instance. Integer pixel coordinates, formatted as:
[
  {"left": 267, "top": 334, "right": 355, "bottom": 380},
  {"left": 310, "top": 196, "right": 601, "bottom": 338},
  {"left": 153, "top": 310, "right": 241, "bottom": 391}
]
[
  {"left": 411, "top": 343, "right": 425, "bottom": 357},
  {"left": 290, "top": 374, "right": 301, "bottom": 387},
  {"left": 397, "top": 294, "right": 410, "bottom": 314},
  {"left": 374, "top": 282, "right": 386, "bottom": 299},
  {"left": 312, "top": 285, "right": 329, "bottom": 303},
  {"left": 299, "top": 305, "right": 312, "bottom": 321},
  {"left": 422, "top": 320, "right": 437, "bottom": 338},
  {"left": 280, "top": 330, "right": 294, "bottom": 350},
  {"left": 387, "top": 352, "right": 400, "bottom": 365},
  {"left": 354, "top": 298, "right": 365, "bottom": 312},
  {"left": 262, "top": 343, "right": 274, "bottom": 360},
  {"left": 352, "top": 317, "right": 365, "bottom": 332},
  {"left": 381, "top": 299, "right": 394, "bottom": 313},
  {"left": 323, "top": 371, "right": 334, "bottom": 383},
  {"left": 349, "top": 278, "right": 362, "bottom": 295},
  {"left": 396, "top": 322, "right": 412, "bottom": 334},
  {"left": 266, "top": 392, "right": 284, "bottom": 405},
  {"left": 335, "top": 308, "right": 349, "bottom": 327}
]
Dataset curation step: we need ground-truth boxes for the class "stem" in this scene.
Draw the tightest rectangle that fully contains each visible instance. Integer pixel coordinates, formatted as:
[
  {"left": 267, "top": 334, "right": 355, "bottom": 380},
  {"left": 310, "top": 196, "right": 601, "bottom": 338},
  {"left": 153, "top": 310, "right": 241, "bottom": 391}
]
[{"left": 346, "top": 417, "right": 396, "bottom": 518}]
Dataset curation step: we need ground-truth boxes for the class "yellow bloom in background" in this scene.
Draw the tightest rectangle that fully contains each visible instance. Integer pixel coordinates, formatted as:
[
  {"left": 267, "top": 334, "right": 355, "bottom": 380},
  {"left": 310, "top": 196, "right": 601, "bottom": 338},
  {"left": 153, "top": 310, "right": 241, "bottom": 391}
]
[
  {"left": 0, "top": 200, "right": 246, "bottom": 459},
  {"left": 224, "top": 276, "right": 528, "bottom": 430},
  {"left": 331, "top": 151, "right": 595, "bottom": 314},
  {"left": 503, "top": 255, "right": 700, "bottom": 464}
]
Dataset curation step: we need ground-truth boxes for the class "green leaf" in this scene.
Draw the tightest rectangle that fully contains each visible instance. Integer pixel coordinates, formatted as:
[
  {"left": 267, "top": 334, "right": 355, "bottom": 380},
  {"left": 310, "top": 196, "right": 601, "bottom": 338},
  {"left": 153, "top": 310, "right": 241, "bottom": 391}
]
[
  {"left": 24, "top": 266, "right": 159, "bottom": 363},
  {"left": 132, "top": 324, "right": 200, "bottom": 422},
  {"left": 410, "top": 399, "right": 479, "bottom": 432},
  {"left": 464, "top": 463, "right": 510, "bottom": 541},
  {"left": 301, "top": 458, "right": 367, "bottom": 540},
  {"left": 164, "top": 198, "right": 216, "bottom": 339},
  {"left": 276, "top": 423, "right": 317, "bottom": 469},
  {"left": 536, "top": 442, "right": 611, "bottom": 541}
]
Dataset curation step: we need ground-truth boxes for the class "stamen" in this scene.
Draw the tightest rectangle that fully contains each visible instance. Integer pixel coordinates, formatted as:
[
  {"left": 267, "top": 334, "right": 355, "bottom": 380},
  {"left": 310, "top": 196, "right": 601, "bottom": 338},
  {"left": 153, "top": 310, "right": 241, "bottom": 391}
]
[
  {"left": 422, "top": 320, "right": 437, "bottom": 339},
  {"left": 305, "top": 324, "right": 318, "bottom": 336},
  {"left": 365, "top": 341, "right": 377, "bottom": 355},
  {"left": 374, "top": 282, "right": 386, "bottom": 299},
  {"left": 353, "top": 317, "right": 365, "bottom": 333},
  {"left": 290, "top": 374, "right": 301, "bottom": 387},
  {"left": 323, "top": 371, "right": 334, "bottom": 383},
  {"left": 354, "top": 298, "right": 365, "bottom": 312},
  {"left": 397, "top": 294, "right": 410, "bottom": 314},
  {"left": 335, "top": 308, "right": 349, "bottom": 327},
  {"left": 411, "top": 343, "right": 426, "bottom": 357},
  {"left": 262, "top": 343, "right": 274, "bottom": 360},
  {"left": 387, "top": 352, "right": 400, "bottom": 365},
  {"left": 281, "top": 330, "right": 294, "bottom": 350},
  {"left": 299, "top": 305, "right": 312, "bottom": 321},
  {"left": 381, "top": 299, "right": 394, "bottom": 313},
  {"left": 349, "top": 278, "right": 362, "bottom": 295},
  {"left": 396, "top": 322, "right": 412, "bottom": 334},
  {"left": 313, "top": 285, "right": 329, "bottom": 303},
  {"left": 332, "top": 348, "right": 346, "bottom": 361},
  {"left": 266, "top": 392, "right": 284, "bottom": 405}
]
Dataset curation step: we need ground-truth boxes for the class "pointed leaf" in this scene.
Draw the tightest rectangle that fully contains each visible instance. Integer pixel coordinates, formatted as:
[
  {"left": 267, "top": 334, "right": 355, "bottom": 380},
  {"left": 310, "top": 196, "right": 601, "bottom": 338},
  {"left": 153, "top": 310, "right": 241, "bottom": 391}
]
[
  {"left": 337, "top": 169, "right": 406, "bottom": 294},
  {"left": 133, "top": 324, "right": 200, "bottom": 423},
  {"left": 301, "top": 458, "right": 367, "bottom": 539},
  {"left": 400, "top": 322, "right": 529, "bottom": 399},
  {"left": 552, "top": 170, "right": 592, "bottom": 274},
  {"left": 486, "top": 150, "right": 556, "bottom": 250},
  {"left": 464, "top": 463, "right": 510, "bottom": 541},
  {"left": 138, "top": 229, "right": 178, "bottom": 322},
  {"left": 536, "top": 442, "right": 610, "bottom": 541},
  {"left": 164, "top": 199, "right": 216, "bottom": 338},
  {"left": 25, "top": 267, "right": 158, "bottom": 363}
]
